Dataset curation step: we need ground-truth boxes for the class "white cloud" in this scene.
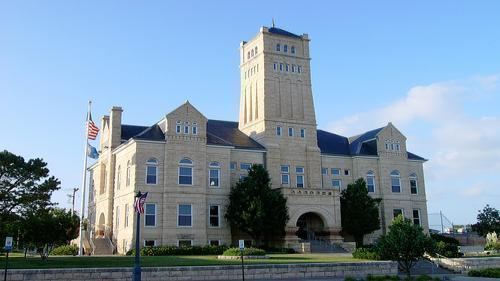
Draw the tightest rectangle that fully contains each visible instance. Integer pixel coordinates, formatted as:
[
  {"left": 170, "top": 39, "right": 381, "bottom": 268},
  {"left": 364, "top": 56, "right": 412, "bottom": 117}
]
[{"left": 327, "top": 74, "right": 500, "bottom": 223}]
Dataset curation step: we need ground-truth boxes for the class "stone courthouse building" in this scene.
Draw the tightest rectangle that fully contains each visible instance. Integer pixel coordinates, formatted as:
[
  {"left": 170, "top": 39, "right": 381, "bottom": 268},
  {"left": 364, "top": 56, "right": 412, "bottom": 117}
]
[{"left": 87, "top": 26, "right": 429, "bottom": 254}]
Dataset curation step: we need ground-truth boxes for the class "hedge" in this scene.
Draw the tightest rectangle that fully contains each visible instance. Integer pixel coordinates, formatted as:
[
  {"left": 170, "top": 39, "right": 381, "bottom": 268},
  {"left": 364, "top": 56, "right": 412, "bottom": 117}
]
[
  {"left": 222, "top": 247, "right": 266, "bottom": 256},
  {"left": 51, "top": 244, "right": 79, "bottom": 256},
  {"left": 352, "top": 247, "right": 380, "bottom": 260},
  {"left": 468, "top": 268, "right": 500, "bottom": 278},
  {"left": 126, "top": 245, "right": 228, "bottom": 256}
]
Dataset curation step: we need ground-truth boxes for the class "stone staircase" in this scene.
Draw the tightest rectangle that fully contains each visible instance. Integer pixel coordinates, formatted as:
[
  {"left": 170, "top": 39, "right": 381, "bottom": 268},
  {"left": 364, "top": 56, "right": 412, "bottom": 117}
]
[
  {"left": 309, "top": 239, "right": 348, "bottom": 253},
  {"left": 92, "top": 238, "right": 114, "bottom": 255}
]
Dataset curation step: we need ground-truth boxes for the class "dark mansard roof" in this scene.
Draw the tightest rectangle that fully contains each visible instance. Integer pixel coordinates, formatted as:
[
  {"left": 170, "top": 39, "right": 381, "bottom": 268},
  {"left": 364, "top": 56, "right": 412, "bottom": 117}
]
[{"left": 121, "top": 121, "right": 425, "bottom": 160}]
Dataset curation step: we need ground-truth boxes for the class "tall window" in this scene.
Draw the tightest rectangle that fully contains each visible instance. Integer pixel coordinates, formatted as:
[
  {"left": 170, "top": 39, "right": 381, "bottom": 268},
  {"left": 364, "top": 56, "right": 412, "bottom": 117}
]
[
  {"left": 184, "top": 122, "right": 190, "bottom": 134},
  {"left": 413, "top": 209, "right": 421, "bottom": 225},
  {"left": 124, "top": 204, "right": 129, "bottom": 228},
  {"left": 209, "top": 162, "right": 220, "bottom": 187},
  {"left": 251, "top": 49, "right": 254, "bottom": 57},
  {"left": 298, "top": 66, "right": 302, "bottom": 73},
  {"left": 291, "top": 46, "right": 295, "bottom": 54},
  {"left": 332, "top": 179, "right": 342, "bottom": 190},
  {"left": 254, "top": 46, "right": 258, "bottom": 54},
  {"left": 247, "top": 51, "right": 250, "bottom": 59},
  {"left": 276, "top": 126, "right": 282, "bottom": 136},
  {"left": 296, "top": 166, "right": 304, "bottom": 188},
  {"left": 409, "top": 174, "right": 418, "bottom": 194},
  {"left": 192, "top": 122, "right": 198, "bottom": 135},
  {"left": 230, "top": 162, "right": 237, "bottom": 170},
  {"left": 292, "top": 64, "right": 296, "bottom": 73},
  {"left": 178, "top": 158, "right": 193, "bottom": 185},
  {"left": 322, "top": 168, "right": 328, "bottom": 175},
  {"left": 276, "top": 43, "right": 280, "bottom": 51},
  {"left": 126, "top": 160, "right": 131, "bottom": 186},
  {"left": 116, "top": 206, "right": 120, "bottom": 228},
  {"left": 146, "top": 158, "right": 158, "bottom": 185},
  {"left": 144, "top": 204, "right": 156, "bottom": 227},
  {"left": 176, "top": 121, "right": 181, "bottom": 134},
  {"left": 279, "top": 63, "right": 283, "bottom": 71},
  {"left": 178, "top": 204, "right": 192, "bottom": 227},
  {"left": 273, "top": 63, "right": 277, "bottom": 71},
  {"left": 101, "top": 164, "right": 106, "bottom": 194},
  {"left": 288, "top": 127, "right": 294, "bottom": 137},
  {"left": 281, "top": 165, "right": 289, "bottom": 185},
  {"left": 285, "top": 64, "right": 289, "bottom": 72},
  {"left": 283, "top": 44, "right": 288, "bottom": 52},
  {"left": 391, "top": 170, "right": 401, "bottom": 193},
  {"left": 393, "top": 208, "right": 403, "bottom": 219},
  {"left": 366, "top": 171, "right": 375, "bottom": 193},
  {"left": 300, "top": 128, "right": 305, "bottom": 138},
  {"left": 209, "top": 205, "right": 220, "bottom": 227},
  {"left": 116, "top": 165, "right": 121, "bottom": 190}
]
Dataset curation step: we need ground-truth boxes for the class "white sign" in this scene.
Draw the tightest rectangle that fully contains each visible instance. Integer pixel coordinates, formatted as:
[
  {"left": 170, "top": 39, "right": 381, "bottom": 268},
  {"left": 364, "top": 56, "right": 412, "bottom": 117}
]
[
  {"left": 5, "top": 236, "right": 13, "bottom": 251},
  {"left": 238, "top": 240, "right": 245, "bottom": 250}
]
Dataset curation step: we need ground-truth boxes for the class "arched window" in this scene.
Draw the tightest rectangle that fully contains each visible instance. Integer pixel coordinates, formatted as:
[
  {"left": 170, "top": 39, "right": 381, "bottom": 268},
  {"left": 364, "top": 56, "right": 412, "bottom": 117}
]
[
  {"left": 247, "top": 51, "right": 250, "bottom": 59},
  {"left": 291, "top": 46, "right": 295, "bottom": 54},
  {"left": 276, "top": 43, "right": 281, "bottom": 51},
  {"left": 116, "top": 165, "right": 121, "bottom": 190},
  {"left": 251, "top": 49, "right": 254, "bottom": 57},
  {"left": 126, "top": 160, "right": 131, "bottom": 187},
  {"left": 366, "top": 171, "right": 375, "bottom": 193},
  {"left": 254, "top": 46, "right": 258, "bottom": 54},
  {"left": 209, "top": 161, "right": 220, "bottom": 187},
  {"left": 390, "top": 170, "right": 401, "bottom": 193},
  {"left": 192, "top": 122, "right": 198, "bottom": 135},
  {"left": 283, "top": 44, "right": 288, "bottom": 53},
  {"left": 409, "top": 173, "right": 418, "bottom": 194},
  {"left": 179, "top": 158, "right": 193, "bottom": 185},
  {"left": 146, "top": 158, "right": 158, "bottom": 185}
]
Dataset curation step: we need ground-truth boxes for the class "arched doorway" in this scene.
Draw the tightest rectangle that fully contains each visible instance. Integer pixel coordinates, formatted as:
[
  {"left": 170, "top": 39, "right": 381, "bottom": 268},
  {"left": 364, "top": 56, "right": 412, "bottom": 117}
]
[
  {"left": 296, "top": 212, "right": 325, "bottom": 241},
  {"left": 97, "top": 213, "right": 105, "bottom": 237}
]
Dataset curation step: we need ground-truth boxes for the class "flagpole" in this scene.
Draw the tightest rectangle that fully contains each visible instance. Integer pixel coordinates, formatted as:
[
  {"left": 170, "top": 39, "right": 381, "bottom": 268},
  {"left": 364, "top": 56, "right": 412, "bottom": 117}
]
[{"left": 78, "top": 100, "right": 91, "bottom": 256}]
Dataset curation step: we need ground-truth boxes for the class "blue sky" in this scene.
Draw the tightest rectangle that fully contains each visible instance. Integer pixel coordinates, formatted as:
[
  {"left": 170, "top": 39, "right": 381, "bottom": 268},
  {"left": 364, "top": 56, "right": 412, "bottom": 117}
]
[{"left": 1, "top": 1, "right": 499, "bottom": 226}]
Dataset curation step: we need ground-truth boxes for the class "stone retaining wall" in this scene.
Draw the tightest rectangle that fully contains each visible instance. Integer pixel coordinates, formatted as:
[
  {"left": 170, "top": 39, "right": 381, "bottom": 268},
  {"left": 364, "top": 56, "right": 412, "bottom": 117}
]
[
  {"left": 6, "top": 261, "right": 397, "bottom": 281},
  {"left": 432, "top": 256, "right": 500, "bottom": 273}
]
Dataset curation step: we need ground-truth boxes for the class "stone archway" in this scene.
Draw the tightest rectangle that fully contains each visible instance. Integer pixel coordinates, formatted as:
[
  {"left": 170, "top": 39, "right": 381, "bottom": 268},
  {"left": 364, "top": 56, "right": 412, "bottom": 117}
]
[{"left": 296, "top": 212, "right": 325, "bottom": 241}]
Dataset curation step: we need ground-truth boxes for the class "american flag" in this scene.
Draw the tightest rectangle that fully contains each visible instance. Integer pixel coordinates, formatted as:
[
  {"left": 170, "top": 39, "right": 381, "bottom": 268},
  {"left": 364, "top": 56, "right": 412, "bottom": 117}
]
[
  {"left": 134, "top": 192, "right": 148, "bottom": 214},
  {"left": 86, "top": 113, "right": 99, "bottom": 140}
]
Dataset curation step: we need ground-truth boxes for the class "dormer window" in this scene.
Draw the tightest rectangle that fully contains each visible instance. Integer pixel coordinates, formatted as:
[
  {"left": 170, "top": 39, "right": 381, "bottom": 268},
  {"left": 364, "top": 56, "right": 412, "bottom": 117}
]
[{"left": 276, "top": 43, "right": 281, "bottom": 51}]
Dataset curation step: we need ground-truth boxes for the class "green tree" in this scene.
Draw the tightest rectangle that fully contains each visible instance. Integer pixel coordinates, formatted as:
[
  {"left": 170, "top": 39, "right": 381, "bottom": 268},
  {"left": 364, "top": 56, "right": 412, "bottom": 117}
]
[
  {"left": 225, "top": 164, "right": 289, "bottom": 246},
  {"left": 472, "top": 205, "right": 500, "bottom": 237},
  {"left": 340, "top": 178, "right": 381, "bottom": 247},
  {"left": 377, "top": 215, "right": 434, "bottom": 278},
  {"left": 22, "top": 208, "right": 80, "bottom": 259}
]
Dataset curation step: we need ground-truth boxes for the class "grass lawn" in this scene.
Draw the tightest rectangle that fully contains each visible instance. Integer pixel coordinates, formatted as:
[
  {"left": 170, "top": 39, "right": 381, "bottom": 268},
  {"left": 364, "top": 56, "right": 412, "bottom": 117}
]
[{"left": 0, "top": 253, "right": 363, "bottom": 269}]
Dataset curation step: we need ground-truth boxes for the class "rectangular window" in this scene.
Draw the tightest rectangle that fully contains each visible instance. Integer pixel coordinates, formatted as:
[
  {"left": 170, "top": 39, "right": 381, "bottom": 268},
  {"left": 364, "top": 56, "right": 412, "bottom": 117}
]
[
  {"left": 276, "top": 126, "right": 282, "bottom": 136},
  {"left": 273, "top": 63, "right": 277, "bottom": 71},
  {"left": 209, "top": 240, "right": 220, "bottom": 246},
  {"left": 144, "top": 240, "right": 156, "bottom": 247},
  {"left": 410, "top": 178, "right": 418, "bottom": 194},
  {"left": 178, "top": 204, "right": 192, "bottom": 227},
  {"left": 285, "top": 64, "right": 289, "bottom": 72},
  {"left": 331, "top": 168, "right": 340, "bottom": 176},
  {"left": 288, "top": 127, "right": 294, "bottom": 137},
  {"left": 413, "top": 209, "right": 421, "bottom": 225},
  {"left": 178, "top": 240, "right": 192, "bottom": 247},
  {"left": 393, "top": 209, "right": 403, "bottom": 219},
  {"left": 284, "top": 45, "right": 288, "bottom": 52},
  {"left": 279, "top": 63, "right": 283, "bottom": 71},
  {"left": 240, "top": 163, "right": 251, "bottom": 171},
  {"left": 192, "top": 125, "right": 197, "bottom": 135},
  {"left": 184, "top": 123, "right": 189, "bottom": 134},
  {"left": 145, "top": 204, "right": 156, "bottom": 227},
  {"left": 321, "top": 168, "right": 328, "bottom": 175},
  {"left": 292, "top": 65, "right": 296, "bottom": 72},
  {"left": 176, "top": 121, "right": 181, "bottom": 134},
  {"left": 209, "top": 169, "right": 220, "bottom": 187},
  {"left": 366, "top": 176, "right": 375, "bottom": 193},
  {"left": 179, "top": 167, "right": 193, "bottom": 185},
  {"left": 281, "top": 165, "right": 289, "bottom": 185},
  {"left": 298, "top": 66, "right": 302, "bottom": 73},
  {"left": 300, "top": 128, "right": 305, "bottom": 138},
  {"left": 391, "top": 177, "right": 401, "bottom": 193},
  {"left": 332, "top": 179, "right": 342, "bottom": 189},
  {"left": 146, "top": 165, "right": 157, "bottom": 184},
  {"left": 344, "top": 169, "right": 350, "bottom": 176},
  {"left": 209, "top": 205, "right": 220, "bottom": 227},
  {"left": 116, "top": 206, "right": 120, "bottom": 228},
  {"left": 296, "top": 166, "right": 304, "bottom": 188},
  {"left": 230, "top": 162, "right": 237, "bottom": 170},
  {"left": 125, "top": 204, "right": 129, "bottom": 228}
]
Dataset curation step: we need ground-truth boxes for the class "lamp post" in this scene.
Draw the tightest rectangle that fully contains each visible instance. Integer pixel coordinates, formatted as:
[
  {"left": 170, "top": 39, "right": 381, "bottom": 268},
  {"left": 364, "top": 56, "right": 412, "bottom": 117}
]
[{"left": 133, "top": 191, "right": 148, "bottom": 281}]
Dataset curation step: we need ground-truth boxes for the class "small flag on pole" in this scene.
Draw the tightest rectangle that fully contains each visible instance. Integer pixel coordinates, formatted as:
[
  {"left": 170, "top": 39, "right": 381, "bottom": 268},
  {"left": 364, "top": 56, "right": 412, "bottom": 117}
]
[
  {"left": 86, "top": 112, "right": 99, "bottom": 140},
  {"left": 134, "top": 192, "right": 148, "bottom": 214},
  {"left": 87, "top": 144, "right": 99, "bottom": 159}
]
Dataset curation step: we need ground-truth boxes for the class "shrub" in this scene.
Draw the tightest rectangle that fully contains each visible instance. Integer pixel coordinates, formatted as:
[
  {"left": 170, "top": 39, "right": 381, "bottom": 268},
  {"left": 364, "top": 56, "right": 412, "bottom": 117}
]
[
  {"left": 352, "top": 247, "right": 380, "bottom": 260},
  {"left": 222, "top": 247, "right": 266, "bottom": 256},
  {"left": 468, "top": 268, "right": 500, "bottom": 278},
  {"left": 51, "top": 244, "right": 78, "bottom": 256},
  {"left": 430, "top": 233, "right": 462, "bottom": 258},
  {"left": 126, "top": 245, "right": 228, "bottom": 256},
  {"left": 485, "top": 232, "right": 500, "bottom": 251}
]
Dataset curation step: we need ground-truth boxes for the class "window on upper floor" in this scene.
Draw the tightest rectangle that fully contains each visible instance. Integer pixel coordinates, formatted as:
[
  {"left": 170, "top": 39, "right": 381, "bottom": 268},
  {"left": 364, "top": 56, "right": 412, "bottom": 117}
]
[
  {"left": 283, "top": 44, "right": 288, "bottom": 53},
  {"left": 126, "top": 160, "right": 131, "bottom": 187},
  {"left": 100, "top": 164, "right": 106, "bottom": 194},
  {"left": 393, "top": 208, "right": 403, "bottom": 220},
  {"left": 144, "top": 203, "right": 156, "bottom": 227},
  {"left": 281, "top": 165, "right": 289, "bottom": 185},
  {"left": 254, "top": 46, "right": 258, "bottom": 54},
  {"left": 331, "top": 168, "right": 340, "bottom": 176},
  {"left": 366, "top": 171, "right": 375, "bottom": 193},
  {"left": 247, "top": 51, "right": 250, "bottom": 59},
  {"left": 344, "top": 169, "right": 350, "bottom": 176},
  {"left": 178, "top": 204, "right": 192, "bottom": 227},
  {"left": 124, "top": 204, "right": 129, "bottom": 228},
  {"left": 296, "top": 166, "right": 304, "bottom": 188},
  {"left": 146, "top": 158, "right": 158, "bottom": 185},
  {"left": 413, "top": 209, "right": 421, "bottom": 225},
  {"left": 288, "top": 127, "right": 294, "bottom": 137},
  {"left": 209, "top": 205, "right": 220, "bottom": 227},
  {"left": 208, "top": 161, "right": 220, "bottom": 187},
  {"left": 409, "top": 173, "right": 418, "bottom": 194},
  {"left": 230, "top": 162, "right": 237, "bottom": 171},
  {"left": 292, "top": 64, "right": 296, "bottom": 73},
  {"left": 391, "top": 170, "right": 401, "bottom": 193},
  {"left": 240, "top": 162, "right": 251, "bottom": 171},
  {"left": 276, "top": 126, "right": 282, "bottom": 136},
  {"left": 276, "top": 43, "right": 281, "bottom": 51},
  {"left": 184, "top": 122, "right": 190, "bottom": 134},
  {"left": 176, "top": 121, "right": 181, "bottom": 134},
  {"left": 291, "top": 46, "right": 295, "bottom": 54},
  {"left": 251, "top": 49, "right": 254, "bottom": 57},
  {"left": 285, "top": 64, "right": 289, "bottom": 72},
  {"left": 322, "top": 168, "right": 328, "bottom": 175},
  {"left": 192, "top": 122, "right": 198, "bottom": 135},
  {"left": 332, "top": 179, "right": 342, "bottom": 190},
  {"left": 178, "top": 158, "right": 193, "bottom": 185},
  {"left": 279, "top": 63, "right": 283, "bottom": 71},
  {"left": 116, "top": 165, "right": 121, "bottom": 190},
  {"left": 298, "top": 66, "right": 302, "bottom": 73},
  {"left": 273, "top": 62, "right": 277, "bottom": 71}
]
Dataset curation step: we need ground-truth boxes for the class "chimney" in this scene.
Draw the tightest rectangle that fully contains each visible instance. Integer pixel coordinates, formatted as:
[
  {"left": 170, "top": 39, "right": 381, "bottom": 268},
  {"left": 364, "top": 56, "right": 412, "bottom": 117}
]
[{"left": 109, "top": 106, "right": 123, "bottom": 149}]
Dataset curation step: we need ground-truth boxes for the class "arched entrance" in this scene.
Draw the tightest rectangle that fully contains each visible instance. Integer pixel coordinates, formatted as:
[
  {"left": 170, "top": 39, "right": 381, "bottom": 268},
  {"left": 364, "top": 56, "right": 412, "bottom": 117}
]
[
  {"left": 97, "top": 213, "right": 105, "bottom": 237},
  {"left": 296, "top": 212, "right": 325, "bottom": 241}
]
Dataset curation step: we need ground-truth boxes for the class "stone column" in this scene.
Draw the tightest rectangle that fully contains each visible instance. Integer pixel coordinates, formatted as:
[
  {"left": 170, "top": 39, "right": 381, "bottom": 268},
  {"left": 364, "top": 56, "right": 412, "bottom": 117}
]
[
  {"left": 325, "top": 227, "right": 343, "bottom": 243},
  {"left": 284, "top": 226, "right": 299, "bottom": 246}
]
